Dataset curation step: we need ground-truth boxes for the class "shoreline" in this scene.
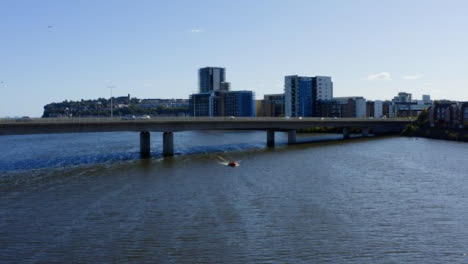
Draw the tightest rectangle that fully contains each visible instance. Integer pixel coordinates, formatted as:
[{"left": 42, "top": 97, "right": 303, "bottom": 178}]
[{"left": 402, "top": 126, "right": 468, "bottom": 142}]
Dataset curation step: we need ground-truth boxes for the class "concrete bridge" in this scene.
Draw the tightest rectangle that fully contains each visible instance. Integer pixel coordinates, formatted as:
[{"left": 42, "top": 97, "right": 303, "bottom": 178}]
[{"left": 0, "top": 117, "right": 411, "bottom": 157}]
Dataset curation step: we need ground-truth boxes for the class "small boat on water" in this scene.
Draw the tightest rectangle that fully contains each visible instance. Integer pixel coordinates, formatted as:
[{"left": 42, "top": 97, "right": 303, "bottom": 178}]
[{"left": 217, "top": 155, "right": 239, "bottom": 167}]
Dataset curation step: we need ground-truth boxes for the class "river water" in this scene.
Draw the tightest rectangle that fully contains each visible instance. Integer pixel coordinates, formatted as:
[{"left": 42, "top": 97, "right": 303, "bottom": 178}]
[{"left": 1, "top": 131, "right": 467, "bottom": 263}]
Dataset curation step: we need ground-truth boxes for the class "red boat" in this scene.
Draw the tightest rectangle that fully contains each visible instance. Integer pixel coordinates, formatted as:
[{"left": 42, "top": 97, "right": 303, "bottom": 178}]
[{"left": 227, "top": 161, "right": 238, "bottom": 167}]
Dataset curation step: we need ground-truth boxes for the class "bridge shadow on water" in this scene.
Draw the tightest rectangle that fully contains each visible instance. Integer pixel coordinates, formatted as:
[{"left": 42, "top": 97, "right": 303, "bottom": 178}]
[{"left": 0, "top": 133, "right": 378, "bottom": 173}]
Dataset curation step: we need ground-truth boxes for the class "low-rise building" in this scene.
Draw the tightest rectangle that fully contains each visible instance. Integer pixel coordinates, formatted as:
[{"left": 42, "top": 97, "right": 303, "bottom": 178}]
[
  {"left": 333, "top": 97, "right": 366, "bottom": 118},
  {"left": 189, "top": 90, "right": 255, "bottom": 117},
  {"left": 259, "top": 94, "right": 285, "bottom": 117},
  {"left": 390, "top": 93, "right": 432, "bottom": 117}
]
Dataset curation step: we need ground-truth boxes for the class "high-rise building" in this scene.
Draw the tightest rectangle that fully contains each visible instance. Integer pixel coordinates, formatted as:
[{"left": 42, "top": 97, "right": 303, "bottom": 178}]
[
  {"left": 284, "top": 76, "right": 315, "bottom": 117},
  {"left": 191, "top": 67, "right": 254, "bottom": 117},
  {"left": 199, "top": 67, "right": 226, "bottom": 93},
  {"left": 355, "top": 98, "right": 366, "bottom": 118},
  {"left": 366, "top": 101, "right": 375, "bottom": 117},
  {"left": 284, "top": 75, "right": 333, "bottom": 117},
  {"left": 422, "top": 95, "right": 431, "bottom": 104},
  {"left": 315, "top": 76, "right": 333, "bottom": 101},
  {"left": 220, "top": 82, "right": 230, "bottom": 91},
  {"left": 374, "top": 100, "right": 383, "bottom": 118}
]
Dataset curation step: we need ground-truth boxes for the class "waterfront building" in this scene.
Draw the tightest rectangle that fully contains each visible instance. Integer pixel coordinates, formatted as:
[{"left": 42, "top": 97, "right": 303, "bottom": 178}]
[
  {"left": 284, "top": 75, "right": 333, "bottom": 117},
  {"left": 199, "top": 67, "right": 226, "bottom": 93},
  {"left": 220, "top": 82, "right": 231, "bottom": 91},
  {"left": 224, "top": 91, "right": 255, "bottom": 117},
  {"left": 428, "top": 101, "right": 468, "bottom": 128},
  {"left": 316, "top": 76, "right": 333, "bottom": 101},
  {"left": 285, "top": 75, "right": 314, "bottom": 117},
  {"left": 255, "top": 100, "right": 263, "bottom": 116},
  {"left": 462, "top": 102, "right": 468, "bottom": 127},
  {"left": 317, "top": 100, "right": 342, "bottom": 117},
  {"left": 333, "top": 97, "right": 366, "bottom": 118},
  {"left": 428, "top": 102, "right": 458, "bottom": 128},
  {"left": 356, "top": 98, "right": 366, "bottom": 118},
  {"left": 390, "top": 93, "right": 432, "bottom": 117},
  {"left": 366, "top": 101, "right": 375, "bottom": 117},
  {"left": 366, "top": 100, "right": 384, "bottom": 118},
  {"left": 189, "top": 90, "right": 255, "bottom": 117},
  {"left": 316, "top": 96, "right": 366, "bottom": 118},
  {"left": 189, "top": 93, "right": 214, "bottom": 116},
  {"left": 259, "top": 94, "right": 285, "bottom": 117},
  {"left": 191, "top": 67, "right": 254, "bottom": 117},
  {"left": 374, "top": 100, "right": 383, "bottom": 118},
  {"left": 393, "top": 92, "right": 412, "bottom": 103},
  {"left": 423, "top": 95, "right": 431, "bottom": 104},
  {"left": 382, "top": 101, "right": 391, "bottom": 117}
]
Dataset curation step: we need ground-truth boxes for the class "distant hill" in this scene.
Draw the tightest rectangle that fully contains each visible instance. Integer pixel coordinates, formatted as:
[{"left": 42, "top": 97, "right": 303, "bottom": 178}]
[{"left": 42, "top": 97, "right": 189, "bottom": 118}]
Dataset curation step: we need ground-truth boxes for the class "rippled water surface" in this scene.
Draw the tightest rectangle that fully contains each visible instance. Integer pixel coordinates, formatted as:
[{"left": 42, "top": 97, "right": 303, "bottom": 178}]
[{"left": 1, "top": 132, "right": 468, "bottom": 263}]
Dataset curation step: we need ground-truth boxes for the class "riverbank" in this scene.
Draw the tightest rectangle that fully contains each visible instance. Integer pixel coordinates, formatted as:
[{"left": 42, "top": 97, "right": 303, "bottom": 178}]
[
  {"left": 401, "top": 109, "right": 468, "bottom": 142},
  {"left": 402, "top": 125, "right": 468, "bottom": 142}
]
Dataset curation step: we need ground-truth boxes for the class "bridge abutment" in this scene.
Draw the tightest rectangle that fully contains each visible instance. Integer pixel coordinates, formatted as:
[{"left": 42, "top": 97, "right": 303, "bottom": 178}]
[
  {"left": 267, "top": 129, "right": 275, "bottom": 147},
  {"left": 163, "top": 132, "right": 174, "bottom": 156},
  {"left": 288, "top": 130, "right": 296, "bottom": 144},
  {"left": 140, "top": 131, "right": 151, "bottom": 158},
  {"left": 343, "top": 127, "right": 350, "bottom": 139}
]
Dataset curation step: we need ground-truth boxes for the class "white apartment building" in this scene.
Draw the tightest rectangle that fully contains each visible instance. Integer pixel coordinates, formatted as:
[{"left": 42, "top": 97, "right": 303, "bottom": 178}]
[
  {"left": 355, "top": 98, "right": 366, "bottom": 118},
  {"left": 374, "top": 100, "right": 383, "bottom": 118},
  {"left": 316, "top": 76, "right": 333, "bottom": 101}
]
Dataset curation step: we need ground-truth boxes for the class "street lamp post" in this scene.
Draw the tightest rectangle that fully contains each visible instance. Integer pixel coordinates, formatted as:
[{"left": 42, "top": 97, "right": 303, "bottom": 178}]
[
  {"left": 108, "top": 85, "right": 115, "bottom": 119},
  {"left": 191, "top": 91, "right": 196, "bottom": 118}
]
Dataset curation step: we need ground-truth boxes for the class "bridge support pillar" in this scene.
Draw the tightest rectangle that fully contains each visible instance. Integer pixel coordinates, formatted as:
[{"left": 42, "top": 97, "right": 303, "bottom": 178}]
[
  {"left": 140, "top": 131, "right": 151, "bottom": 158},
  {"left": 163, "top": 132, "right": 174, "bottom": 157},
  {"left": 362, "top": 127, "right": 369, "bottom": 137},
  {"left": 288, "top": 130, "right": 296, "bottom": 144},
  {"left": 267, "top": 129, "right": 275, "bottom": 147},
  {"left": 343, "top": 127, "right": 350, "bottom": 139}
]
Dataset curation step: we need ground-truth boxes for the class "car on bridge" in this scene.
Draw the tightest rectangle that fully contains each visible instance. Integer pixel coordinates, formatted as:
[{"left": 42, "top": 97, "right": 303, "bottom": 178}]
[
  {"left": 137, "top": 115, "right": 151, "bottom": 120},
  {"left": 15, "top": 116, "right": 32, "bottom": 122},
  {"left": 121, "top": 115, "right": 136, "bottom": 120}
]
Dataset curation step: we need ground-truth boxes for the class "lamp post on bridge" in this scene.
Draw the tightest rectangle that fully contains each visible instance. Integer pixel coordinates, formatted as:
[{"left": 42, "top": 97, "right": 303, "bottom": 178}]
[
  {"left": 107, "top": 85, "right": 115, "bottom": 119},
  {"left": 191, "top": 91, "right": 197, "bottom": 118}
]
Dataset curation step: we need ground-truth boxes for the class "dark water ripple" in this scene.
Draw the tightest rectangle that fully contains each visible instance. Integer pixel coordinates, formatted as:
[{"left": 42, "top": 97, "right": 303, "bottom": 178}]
[{"left": 1, "top": 132, "right": 467, "bottom": 263}]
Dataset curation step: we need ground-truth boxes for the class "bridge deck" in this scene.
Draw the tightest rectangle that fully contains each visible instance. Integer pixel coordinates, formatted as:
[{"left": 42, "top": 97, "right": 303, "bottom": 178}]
[{"left": 0, "top": 117, "right": 412, "bottom": 135}]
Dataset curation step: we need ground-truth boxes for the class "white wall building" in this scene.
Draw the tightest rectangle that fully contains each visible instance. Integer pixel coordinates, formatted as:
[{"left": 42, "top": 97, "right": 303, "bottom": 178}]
[
  {"left": 355, "top": 98, "right": 366, "bottom": 118},
  {"left": 374, "top": 100, "right": 383, "bottom": 117},
  {"left": 316, "top": 76, "right": 333, "bottom": 101}
]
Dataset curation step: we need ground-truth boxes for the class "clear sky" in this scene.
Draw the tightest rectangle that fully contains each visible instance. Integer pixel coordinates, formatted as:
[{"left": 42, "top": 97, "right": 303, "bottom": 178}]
[{"left": 1, "top": 0, "right": 467, "bottom": 117}]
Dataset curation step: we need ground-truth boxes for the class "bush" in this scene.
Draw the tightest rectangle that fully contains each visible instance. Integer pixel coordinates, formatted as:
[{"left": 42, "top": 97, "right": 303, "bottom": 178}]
[{"left": 402, "top": 124, "right": 418, "bottom": 136}]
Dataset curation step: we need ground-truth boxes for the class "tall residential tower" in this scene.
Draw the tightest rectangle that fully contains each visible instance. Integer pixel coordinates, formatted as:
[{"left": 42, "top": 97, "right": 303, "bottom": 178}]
[
  {"left": 284, "top": 75, "right": 333, "bottom": 117},
  {"left": 198, "top": 67, "right": 227, "bottom": 93}
]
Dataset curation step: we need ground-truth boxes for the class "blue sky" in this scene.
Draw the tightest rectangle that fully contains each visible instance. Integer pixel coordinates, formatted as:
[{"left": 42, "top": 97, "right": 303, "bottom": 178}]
[{"left": 1, "top": 0, "right": 467, "bottom": 117}]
